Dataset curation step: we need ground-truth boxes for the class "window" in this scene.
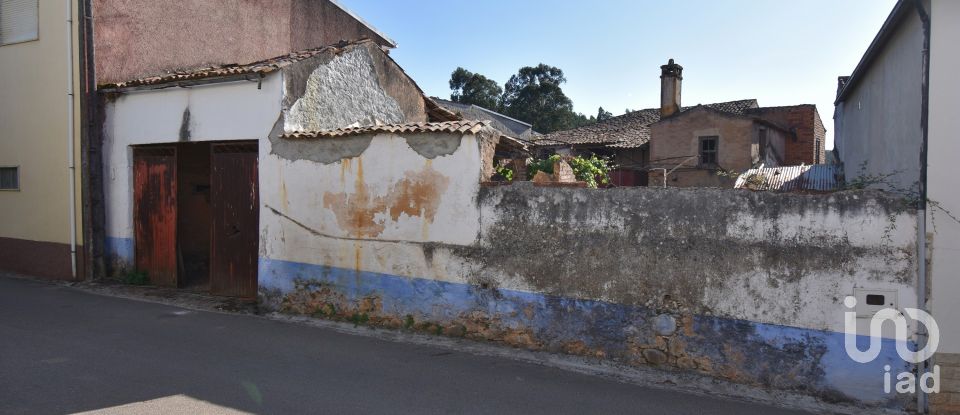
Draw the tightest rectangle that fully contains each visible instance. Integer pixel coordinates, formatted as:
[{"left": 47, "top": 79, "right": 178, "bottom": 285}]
[
  {"left": 0, "top": 0, "right": 39, "bottom": 46},
  {"left": 0, "top": 166, "right": 19, "bottom": 190},
  {"left": 699, "top": 136, "right": 718, "bottom": 167}
]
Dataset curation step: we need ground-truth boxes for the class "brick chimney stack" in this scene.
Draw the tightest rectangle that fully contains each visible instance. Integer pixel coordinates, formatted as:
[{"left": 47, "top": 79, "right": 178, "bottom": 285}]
[{"left": 660, "top": 59, "right": 683, "bottom": 118}]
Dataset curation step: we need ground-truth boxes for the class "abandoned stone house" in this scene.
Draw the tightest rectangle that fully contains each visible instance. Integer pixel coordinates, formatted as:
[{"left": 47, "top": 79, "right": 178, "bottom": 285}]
[
  {"left": 72, "top": 1, "right": 943, "bottom": 412},
  {"left": 535, "top": 59, "right": 827, "bottom": 188},
  {"left": 98, "top": 39, "right": 463, "bottom": 295}
]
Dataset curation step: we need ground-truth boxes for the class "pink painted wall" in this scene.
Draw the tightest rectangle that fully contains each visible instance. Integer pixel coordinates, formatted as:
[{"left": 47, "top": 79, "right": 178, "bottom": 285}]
[{"left": 93, "top": 0, "right": 393, "bottom": 84}]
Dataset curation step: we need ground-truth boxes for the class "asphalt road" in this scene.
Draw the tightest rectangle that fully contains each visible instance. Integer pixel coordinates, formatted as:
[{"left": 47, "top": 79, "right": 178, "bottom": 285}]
[{"left": 0, "top": 276, "right": 812, "bottom": 414}]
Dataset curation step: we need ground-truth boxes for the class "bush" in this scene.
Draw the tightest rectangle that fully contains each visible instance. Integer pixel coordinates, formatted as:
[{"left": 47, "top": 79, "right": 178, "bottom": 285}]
[
  {"left": 527, "top": 154, "right": 612, "bottom": 188},
  {"left": 123, "top": 270, "right": 150, "bottom": 286}
]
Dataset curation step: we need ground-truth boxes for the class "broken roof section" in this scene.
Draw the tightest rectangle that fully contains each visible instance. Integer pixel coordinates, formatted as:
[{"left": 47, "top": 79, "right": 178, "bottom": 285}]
[
  {"left": 535, "top": 99, "right": 759, "bottom": 148},
  {"left": 735, "top": 164, "right": 843, "bottom": 192}
]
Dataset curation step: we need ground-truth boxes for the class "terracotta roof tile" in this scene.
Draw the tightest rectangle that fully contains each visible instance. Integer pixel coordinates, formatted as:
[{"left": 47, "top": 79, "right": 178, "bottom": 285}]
[
  {"left": 282, "top": 121, "right": 493, "bottom": 139},
  {"left": 535, "top": 99, "right": 759, "bottom": 149}
]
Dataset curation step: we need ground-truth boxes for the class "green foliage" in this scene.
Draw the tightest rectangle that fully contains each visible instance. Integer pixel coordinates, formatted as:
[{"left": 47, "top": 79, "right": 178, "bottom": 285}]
[
  {"left": 123, "top": 270, "right": 150, "bottom": 286},
  {"left": 527, "top": 154, "right": 612, "bottom": 188},
  {"left": 449, "top": 64, "right": 599, "bottom": 134},
  {"left": 500, "top": 64, "right": 588, "bottom": 133},
  {"left": 350, "top": 313, "right": 370, "bottom": 327},
  {"left": 494, "top": 164, "right": 514, "bottom": 181},
  {"left": 597, "top": 107, "right": 613, "bottom": 122},
  {"left": 404, "top": 314, "right": 415, "bottom": 329},
  {"left": 449, "top": 67, "right": 503, "bottom": 110}
]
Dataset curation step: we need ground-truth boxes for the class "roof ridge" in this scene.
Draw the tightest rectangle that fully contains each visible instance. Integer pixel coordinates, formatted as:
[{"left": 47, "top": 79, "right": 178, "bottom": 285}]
[
  {"left": 98, "top": 39, "right": 379, "bottom": 90},
  {"left": 282, "top": 120, "right": 493, "bottom": 139}
]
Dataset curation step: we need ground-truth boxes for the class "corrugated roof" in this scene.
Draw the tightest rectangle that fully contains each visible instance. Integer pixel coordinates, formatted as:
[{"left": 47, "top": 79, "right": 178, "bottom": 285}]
[
  {"left": 535, "top": 99, "right": 758, "bottom": 149},
  {"left": 434, "top": 99, "right": 538, "bottom": 140},
  {"left": 98, "top": 39, "right": 377, "bottom": 90},
  {"left": 734, "top": 164, "right": 843, "bottom": 192},
  {"left": 282, "top": 121, "right": 493, "bottom": 139}
]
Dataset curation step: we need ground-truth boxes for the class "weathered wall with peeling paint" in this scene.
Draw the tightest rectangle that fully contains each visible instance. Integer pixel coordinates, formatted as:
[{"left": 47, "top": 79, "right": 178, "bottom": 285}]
[
  {"left": 260, "top": 136, "right": 919, "bottom": 410},
  {"left": 101, "top": 43, "right": 429, "bottom": 274},
  {"left": 97, "top": 37, "right": 922, "bottom": 411},
  {"left": 101, "top": 75, "right": 285, "bottom": 272}
]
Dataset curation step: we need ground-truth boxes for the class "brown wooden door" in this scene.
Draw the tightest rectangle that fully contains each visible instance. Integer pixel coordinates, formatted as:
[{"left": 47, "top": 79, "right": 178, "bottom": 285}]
[
  {"left": 210, "top": 143, "right": 259, "bottom": 298},
  {"left": 133, "top": 147, "right": 178, "bottom": 287}
]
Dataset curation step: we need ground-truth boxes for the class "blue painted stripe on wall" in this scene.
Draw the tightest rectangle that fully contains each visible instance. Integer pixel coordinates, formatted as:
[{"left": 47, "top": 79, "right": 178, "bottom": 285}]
[
  {"left": 105, "top": 237, "right": 134, "bottom": 264},
  {"left": 258, "top": 257, "right": 914, "bottom": 407}
]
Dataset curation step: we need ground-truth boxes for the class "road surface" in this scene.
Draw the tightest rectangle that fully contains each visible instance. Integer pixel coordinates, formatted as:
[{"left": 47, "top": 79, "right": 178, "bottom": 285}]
[{"left": 0, "top": 276, "right": 811, "bottom": 414}]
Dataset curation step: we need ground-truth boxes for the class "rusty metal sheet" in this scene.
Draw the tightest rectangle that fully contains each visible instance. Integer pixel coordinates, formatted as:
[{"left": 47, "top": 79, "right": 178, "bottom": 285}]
[
  {"left": 133, "top": 146, "right": 178, "bottom": 287},
  {"left": 734, "top": 164, "right": 843, "bottom": 192},
  {"left": 210, "top": 142, "right": 259, "bottom": 298}
]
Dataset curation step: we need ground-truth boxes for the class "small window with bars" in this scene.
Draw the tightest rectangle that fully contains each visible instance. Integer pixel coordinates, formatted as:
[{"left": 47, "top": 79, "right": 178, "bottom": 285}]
[
  {"left": 0, "top": 166, "right": 19, "bottom": 190},
  {"left": 0, "top": 0, "right": 39, "bottom": 46},
  {"left": 699, "top": 136, "right": 718, "bottom": 167}
]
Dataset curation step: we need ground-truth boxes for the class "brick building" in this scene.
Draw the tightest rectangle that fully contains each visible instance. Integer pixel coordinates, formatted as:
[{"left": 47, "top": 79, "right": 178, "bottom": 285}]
[
  {"left": 535, "top": 59, "right": 826, "bottom": 187},
  {"left": 745, "top": 105, "right": 827, "bottom": 165}
]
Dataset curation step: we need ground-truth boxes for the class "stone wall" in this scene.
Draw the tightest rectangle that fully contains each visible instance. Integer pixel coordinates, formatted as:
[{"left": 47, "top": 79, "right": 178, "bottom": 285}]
[{"left": 261, "top": 127, "right": 920, "bottom": 411}]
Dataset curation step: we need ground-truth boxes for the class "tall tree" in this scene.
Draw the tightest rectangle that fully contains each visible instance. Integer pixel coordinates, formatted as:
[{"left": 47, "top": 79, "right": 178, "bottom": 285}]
[
  {"left": 597, "top": 107, "right": 613, "bottom": 121},
  {"left": 500, "top": 64, "right": 583, "bottom": 133},
  {"left": 448, "top": 67, "right": 503, "bottom": 110}
]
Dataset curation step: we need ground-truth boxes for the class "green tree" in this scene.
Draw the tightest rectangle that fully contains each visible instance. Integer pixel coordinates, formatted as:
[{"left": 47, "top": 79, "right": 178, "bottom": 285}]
[
  {"left": 449, "top": 67, "right": 502, "bottom": 110},
  {"left": 500, "top": 64, "right": 585, "bottom": 133},
  {"left": 597, "top": 107, "right": 613, "bottom": 121}
]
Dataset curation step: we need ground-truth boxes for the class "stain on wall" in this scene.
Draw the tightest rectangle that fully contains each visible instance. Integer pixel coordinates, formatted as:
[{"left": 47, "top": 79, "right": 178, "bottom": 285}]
[
  {"left": 322, "top": 163, "right": 451, "bottom": 238},
  {"left": 260, "top": 125, "right": 919, "bottom": 410}
]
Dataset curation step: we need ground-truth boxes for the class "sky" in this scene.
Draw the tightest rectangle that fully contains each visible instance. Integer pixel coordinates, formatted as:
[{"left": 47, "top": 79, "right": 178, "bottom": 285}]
[{"left": 338, "top": 0, "right": 898, "bottom": 148}]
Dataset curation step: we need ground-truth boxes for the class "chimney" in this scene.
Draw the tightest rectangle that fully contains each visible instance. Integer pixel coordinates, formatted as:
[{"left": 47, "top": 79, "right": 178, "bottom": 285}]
[{"left": 660, "top": 59, "right": 683, "bottom": 118}]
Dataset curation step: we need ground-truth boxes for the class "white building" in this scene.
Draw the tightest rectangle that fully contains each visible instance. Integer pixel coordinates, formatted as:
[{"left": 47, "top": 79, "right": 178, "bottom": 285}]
[{"left": 834, "top": 1, "right": 960, "bottom": 412}]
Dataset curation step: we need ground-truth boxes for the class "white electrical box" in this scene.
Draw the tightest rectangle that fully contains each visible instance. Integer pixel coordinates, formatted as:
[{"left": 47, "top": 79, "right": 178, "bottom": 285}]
[{"left": 852, "top": 288, "right": 899, "bottom": 318}]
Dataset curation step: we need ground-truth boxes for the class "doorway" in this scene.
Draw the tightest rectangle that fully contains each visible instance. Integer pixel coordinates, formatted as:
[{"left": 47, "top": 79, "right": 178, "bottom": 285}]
[{"left": 131, "top": 141, "right": 259, "bottom": 298}]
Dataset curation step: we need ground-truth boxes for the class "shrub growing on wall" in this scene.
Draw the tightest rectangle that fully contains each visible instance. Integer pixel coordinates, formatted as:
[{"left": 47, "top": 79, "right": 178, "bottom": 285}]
[{"left": 526, "top": 154, "right": 612, "bottom": 188}]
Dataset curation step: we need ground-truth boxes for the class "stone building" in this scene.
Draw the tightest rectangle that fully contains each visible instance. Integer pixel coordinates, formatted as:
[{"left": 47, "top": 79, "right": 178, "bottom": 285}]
[
  {"left": 97, "top": 39, "right": 457, "bottom": 296},
  {"left": 536, "top": 59, "right": 826, "bottom": 188}
]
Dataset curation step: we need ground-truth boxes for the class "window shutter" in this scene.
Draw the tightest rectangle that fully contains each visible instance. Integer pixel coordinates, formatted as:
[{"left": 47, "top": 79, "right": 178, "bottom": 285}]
[{"left": 0, "top": 0, "right": 39, "bottom": 45}]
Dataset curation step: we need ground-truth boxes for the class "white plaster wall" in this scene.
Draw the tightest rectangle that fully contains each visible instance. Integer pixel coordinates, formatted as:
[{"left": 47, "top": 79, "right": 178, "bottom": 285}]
[
  {"left": 101, "top": 75, "right": 284, "bottom": 241},
  {"left": 473, "top": 189, "right": 918, "bottom": 337},
  {"left": 259, "top": 132, "right": 485, "bottom": 284},
  {"left": 720, "top": 206, "right": 918, "bottom": 337},
  {"left": 928, "top": 0, "right": 960, "bottom": 354},
  {"left": 834, "top": 11, "right": 924, "bottom": 190}
]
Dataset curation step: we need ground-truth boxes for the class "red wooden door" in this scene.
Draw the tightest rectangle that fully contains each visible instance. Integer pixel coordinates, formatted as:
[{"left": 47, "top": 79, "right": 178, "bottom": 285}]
[
  {"left": 133, "top": 147, "right": 178, "bottom": 287},
  {"left": 210, "top": 143, "right": 260, "bottom": 298}
]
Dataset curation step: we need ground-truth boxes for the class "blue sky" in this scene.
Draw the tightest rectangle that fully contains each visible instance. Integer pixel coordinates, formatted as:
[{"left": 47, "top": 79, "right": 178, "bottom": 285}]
[{"left": 339, "top": 0, "right": 897, "bottom": 148}]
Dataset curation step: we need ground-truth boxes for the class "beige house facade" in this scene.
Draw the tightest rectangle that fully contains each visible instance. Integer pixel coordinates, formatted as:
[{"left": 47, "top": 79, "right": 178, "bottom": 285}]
[{"left": 0, "top": 0, "right": 83, "bottom": 280}]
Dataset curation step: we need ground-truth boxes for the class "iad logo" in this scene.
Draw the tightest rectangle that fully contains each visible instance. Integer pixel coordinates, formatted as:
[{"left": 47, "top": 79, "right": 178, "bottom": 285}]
[{"left": 843, "top": 296, "right": 940, "bottom": 394}]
